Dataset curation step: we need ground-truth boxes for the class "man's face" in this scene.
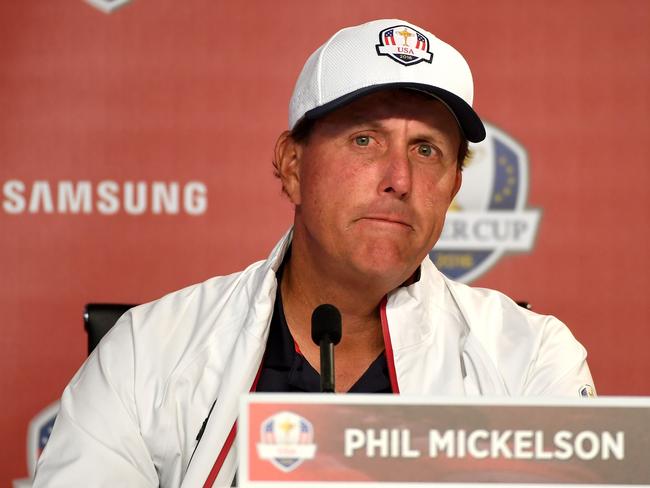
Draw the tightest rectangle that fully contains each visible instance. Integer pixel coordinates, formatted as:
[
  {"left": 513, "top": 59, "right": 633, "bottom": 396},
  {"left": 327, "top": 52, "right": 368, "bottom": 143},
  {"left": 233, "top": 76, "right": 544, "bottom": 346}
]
[{"left": 287, "top": 89, "right": 462, "bottom": 288}]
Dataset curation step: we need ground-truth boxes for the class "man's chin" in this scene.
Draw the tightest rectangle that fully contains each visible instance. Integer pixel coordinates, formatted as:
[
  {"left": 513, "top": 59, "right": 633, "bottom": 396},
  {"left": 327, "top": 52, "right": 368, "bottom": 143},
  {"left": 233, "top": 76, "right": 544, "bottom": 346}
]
[{"left": 347, "top": 244, "right": 420, "bottom": 289}]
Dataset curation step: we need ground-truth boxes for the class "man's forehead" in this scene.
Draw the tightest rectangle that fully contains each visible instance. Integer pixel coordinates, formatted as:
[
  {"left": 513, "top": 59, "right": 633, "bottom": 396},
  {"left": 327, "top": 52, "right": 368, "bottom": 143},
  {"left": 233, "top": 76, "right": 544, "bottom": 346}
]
[{"left": 315, "top": 89, "right": 459, "bottom": 132}]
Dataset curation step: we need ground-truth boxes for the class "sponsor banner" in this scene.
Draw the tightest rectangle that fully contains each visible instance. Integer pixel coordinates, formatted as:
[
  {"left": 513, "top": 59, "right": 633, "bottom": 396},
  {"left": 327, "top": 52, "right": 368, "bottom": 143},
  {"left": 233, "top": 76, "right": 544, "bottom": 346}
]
[{"left": 239, "top": 395, "right": 650, "bottom": 487}]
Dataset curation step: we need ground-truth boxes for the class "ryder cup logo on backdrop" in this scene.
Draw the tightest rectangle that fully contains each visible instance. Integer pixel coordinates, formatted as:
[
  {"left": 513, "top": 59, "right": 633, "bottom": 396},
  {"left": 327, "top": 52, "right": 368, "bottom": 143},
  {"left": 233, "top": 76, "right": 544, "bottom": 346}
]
[
  {"left": 257, "top": 411, "right": 317, "bottom": 472},
  {"left": 376, "top": 25, "right": 433, "bottom": 66},
  {"left": 431, "top": 122, "right": 542, "bottom": 283},
  {"left": 28, "top": 402, "right": 59, "bottom": 473},
  {"left": 85, "top": 0, "right": 133, "bottom": 14},
  {"left": 13, "top": 401, "right": 59, "bottom": 487}
]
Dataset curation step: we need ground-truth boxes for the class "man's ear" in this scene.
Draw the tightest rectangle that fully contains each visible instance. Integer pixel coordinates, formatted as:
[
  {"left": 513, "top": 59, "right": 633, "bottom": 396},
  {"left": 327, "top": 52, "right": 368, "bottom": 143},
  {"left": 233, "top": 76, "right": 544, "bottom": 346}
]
[{"left": 273, "top": 131, "right": 302, "bottom": 205}]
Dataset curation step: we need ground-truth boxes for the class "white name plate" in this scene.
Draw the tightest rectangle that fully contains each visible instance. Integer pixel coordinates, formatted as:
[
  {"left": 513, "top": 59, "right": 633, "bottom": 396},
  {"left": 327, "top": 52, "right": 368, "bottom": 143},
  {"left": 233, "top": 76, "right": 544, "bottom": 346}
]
[{"left": 238, "top": 395, "right": 650, "bottom": 487}]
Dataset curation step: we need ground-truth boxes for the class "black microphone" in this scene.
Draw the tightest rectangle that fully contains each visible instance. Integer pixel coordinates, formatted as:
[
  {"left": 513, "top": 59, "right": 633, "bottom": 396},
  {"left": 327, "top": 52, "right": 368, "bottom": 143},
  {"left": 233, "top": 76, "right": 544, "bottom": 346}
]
[{"left": 311, "top": 304, "right": 342, "bottom": 393}]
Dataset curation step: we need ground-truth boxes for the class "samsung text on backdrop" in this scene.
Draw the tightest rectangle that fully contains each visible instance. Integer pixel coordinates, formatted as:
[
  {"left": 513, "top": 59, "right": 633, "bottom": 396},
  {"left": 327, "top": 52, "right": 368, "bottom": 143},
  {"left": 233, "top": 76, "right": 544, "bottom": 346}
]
[{"left": 2, "top": 180, "right": 207, "bottom": 216}]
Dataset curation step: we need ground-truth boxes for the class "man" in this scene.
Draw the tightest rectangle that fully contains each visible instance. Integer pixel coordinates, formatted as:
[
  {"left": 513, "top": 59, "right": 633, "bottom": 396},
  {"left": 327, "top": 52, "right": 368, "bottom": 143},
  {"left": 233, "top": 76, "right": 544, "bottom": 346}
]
[{"left": 34, "top": 19, "right": 594, "bottom": 487}]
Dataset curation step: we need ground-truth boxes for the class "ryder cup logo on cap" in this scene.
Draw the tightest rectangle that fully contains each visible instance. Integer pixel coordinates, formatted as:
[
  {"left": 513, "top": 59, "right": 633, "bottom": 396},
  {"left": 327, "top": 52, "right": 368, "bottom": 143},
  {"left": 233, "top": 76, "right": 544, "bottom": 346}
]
[
  {"left": 431, "top": 123, "right": 542, "bottom": 283},
  {"left": 257, "top": 411, "right": 317, "bottom": 472},
  {"left": 376, "top": 25, "right": 433, "bottom": 66},
  {"left": 289, "top": 19, "right": 486, "bottom": 143}
]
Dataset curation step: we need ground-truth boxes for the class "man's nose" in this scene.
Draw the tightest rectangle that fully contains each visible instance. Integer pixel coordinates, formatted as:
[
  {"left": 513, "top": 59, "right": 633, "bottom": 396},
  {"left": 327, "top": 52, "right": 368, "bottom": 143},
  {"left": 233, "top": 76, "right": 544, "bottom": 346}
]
[{"left": 379, "top": 147, "right": 412, "bottom": 199}]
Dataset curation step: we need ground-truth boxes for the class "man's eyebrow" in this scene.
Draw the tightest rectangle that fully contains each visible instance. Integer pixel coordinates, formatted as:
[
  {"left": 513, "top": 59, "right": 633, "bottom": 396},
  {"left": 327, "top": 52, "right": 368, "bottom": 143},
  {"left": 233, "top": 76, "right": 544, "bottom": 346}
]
[
  {"left": 352, "top": 120, "right": 384, "bottom": 130},
  {"left": 319, "top": 114, "right": 384, "bottom": 135},
  {"left": 335, "top": 114, "right": 384, "bottom": 129}
]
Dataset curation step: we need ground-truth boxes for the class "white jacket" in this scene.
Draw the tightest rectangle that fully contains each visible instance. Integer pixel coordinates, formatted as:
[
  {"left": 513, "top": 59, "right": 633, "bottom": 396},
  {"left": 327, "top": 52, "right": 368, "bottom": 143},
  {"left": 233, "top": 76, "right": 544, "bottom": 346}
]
[{"left": 34, "top": 231, "right": 594, "bottom": 487}]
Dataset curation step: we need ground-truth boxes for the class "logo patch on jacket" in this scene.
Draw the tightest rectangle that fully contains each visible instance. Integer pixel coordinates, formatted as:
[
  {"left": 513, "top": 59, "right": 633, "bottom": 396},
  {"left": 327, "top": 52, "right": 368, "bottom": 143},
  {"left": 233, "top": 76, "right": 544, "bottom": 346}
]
[
  {"left": 376, "top": 25, "right": 433, "bottom": 66},
  {"left": 579, "top": 384, "right": 596, "bottom": 398},
  {"left": 256, "top": 411, "right": 317, "bottom": 472}
]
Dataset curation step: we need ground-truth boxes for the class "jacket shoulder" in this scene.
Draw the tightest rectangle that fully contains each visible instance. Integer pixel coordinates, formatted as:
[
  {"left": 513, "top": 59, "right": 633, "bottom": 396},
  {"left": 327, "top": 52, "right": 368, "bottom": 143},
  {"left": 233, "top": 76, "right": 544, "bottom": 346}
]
[
  {"left": 444, "top": 278, "right": 594, "bottom": 396},
  {"left": 104, "top": 258, "right": 271, "bottom": 381}
]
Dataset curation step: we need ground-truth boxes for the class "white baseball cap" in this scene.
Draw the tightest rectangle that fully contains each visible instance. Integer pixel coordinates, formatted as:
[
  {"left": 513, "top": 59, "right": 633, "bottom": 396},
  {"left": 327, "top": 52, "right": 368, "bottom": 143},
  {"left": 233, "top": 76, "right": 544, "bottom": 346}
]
[{"left": 289, "top": 19, "right": 486, "bottom": 142}]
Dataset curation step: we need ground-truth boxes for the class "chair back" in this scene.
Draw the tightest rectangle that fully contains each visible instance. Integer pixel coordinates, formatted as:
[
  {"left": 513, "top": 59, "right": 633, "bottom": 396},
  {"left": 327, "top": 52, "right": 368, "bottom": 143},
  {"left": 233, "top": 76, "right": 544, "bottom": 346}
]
[{"left": 83, "top": 303, "right": 136, "bottom": 354}]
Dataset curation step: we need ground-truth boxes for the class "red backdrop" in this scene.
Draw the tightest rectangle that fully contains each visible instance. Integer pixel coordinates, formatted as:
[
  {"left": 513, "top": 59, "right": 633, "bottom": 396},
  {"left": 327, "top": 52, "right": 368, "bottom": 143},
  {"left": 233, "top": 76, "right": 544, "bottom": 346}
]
[{"left": 2, "top": 0, "right": 649, "bottom": 484}]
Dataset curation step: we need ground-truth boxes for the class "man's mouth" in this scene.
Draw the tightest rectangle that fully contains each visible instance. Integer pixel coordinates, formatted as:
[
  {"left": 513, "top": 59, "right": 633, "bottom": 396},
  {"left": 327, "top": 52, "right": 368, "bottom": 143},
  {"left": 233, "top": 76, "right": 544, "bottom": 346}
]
[{"left": 359, "top": 215, "right": 414, "bottom": 230}]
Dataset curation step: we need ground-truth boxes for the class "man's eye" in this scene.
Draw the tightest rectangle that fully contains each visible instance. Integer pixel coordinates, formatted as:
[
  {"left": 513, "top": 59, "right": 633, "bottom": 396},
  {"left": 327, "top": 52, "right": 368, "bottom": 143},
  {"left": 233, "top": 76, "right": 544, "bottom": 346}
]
[
  {"left": 354, "top": 136, "right": 370, "bottom": 146},
  {"left": 417, "top": 144, "right": 434, "bottom": 157}
]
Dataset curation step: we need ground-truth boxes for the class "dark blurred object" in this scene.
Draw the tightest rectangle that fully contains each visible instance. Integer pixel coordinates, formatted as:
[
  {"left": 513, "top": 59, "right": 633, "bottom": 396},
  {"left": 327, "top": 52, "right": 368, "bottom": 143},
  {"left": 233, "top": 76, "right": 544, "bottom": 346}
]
[{"left": 83, "top": 303, "right": 135, "bottom": 354}]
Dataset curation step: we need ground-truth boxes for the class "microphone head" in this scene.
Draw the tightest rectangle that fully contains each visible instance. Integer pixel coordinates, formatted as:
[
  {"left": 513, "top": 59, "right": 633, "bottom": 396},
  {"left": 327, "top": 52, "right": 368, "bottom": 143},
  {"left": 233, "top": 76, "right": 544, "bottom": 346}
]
[{"left": 311, "top": 304, "right": 342, "bottom": 346}]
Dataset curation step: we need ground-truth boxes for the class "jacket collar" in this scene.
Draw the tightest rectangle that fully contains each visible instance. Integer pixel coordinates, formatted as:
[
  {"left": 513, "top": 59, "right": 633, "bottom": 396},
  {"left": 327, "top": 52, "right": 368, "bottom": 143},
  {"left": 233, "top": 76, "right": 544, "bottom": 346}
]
[
  {"left": 181, "top": 230, "right": 293, "bottom": 486},
  {"left": 386, "top": 256, "right": 470, "bottom": 395},
  {"left": 264, "top": 230, "right": 472, "bottom": 394}
]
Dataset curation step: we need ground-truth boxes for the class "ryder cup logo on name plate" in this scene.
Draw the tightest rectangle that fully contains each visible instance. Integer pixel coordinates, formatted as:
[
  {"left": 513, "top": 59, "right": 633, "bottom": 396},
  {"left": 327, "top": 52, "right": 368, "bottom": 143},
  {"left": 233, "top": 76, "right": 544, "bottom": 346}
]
[
  {"left": 257, "top": 411, "right": 317, "bottom": 472},
  {"left": 376, "top": 25, "right": 433, "bottom": 66},
  {"left": 431, "top": 123, "right": 542, "bottom": 283}
]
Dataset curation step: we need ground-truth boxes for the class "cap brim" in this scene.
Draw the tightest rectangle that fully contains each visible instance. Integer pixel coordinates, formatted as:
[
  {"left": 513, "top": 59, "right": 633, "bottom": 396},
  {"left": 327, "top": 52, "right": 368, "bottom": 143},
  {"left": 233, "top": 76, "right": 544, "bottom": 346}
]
[{"left": 302, "top": 82, "right": 486, "bottom": 143}]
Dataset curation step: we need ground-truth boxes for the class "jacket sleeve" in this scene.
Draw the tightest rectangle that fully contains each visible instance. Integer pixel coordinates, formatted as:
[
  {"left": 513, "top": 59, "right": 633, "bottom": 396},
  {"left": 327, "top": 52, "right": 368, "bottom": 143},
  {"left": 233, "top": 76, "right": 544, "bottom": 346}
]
[
  {"left": 33, "top": 312, "right": 159, "bottom": 487},
  {"left": 521, "top": 314, "right": 596, "bottom": 397}
]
